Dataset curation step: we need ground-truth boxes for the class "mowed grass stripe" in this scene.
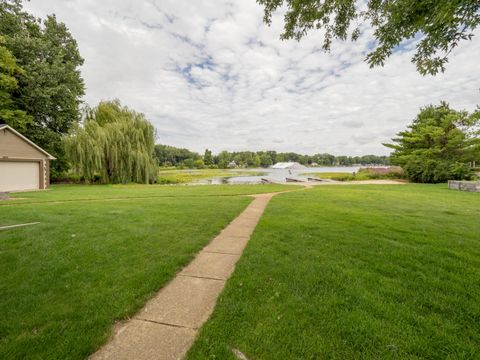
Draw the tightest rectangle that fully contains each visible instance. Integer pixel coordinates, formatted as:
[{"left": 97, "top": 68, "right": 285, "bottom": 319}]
[
  {"left": 1, "top": 184, "right": 295, "bottom": 206},
  {"left": 186, "top": 184, "right": 480, "bottom": 360},
  {"left": 0, "top": 193, "right": 252, "bottom": 359}
]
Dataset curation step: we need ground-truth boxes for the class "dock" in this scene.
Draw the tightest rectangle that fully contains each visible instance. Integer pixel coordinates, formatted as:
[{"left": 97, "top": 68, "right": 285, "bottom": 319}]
[
  {"left": 261, "top": 178, "right": 277, "bottom": 184},
  {"left": 285, "top": 177, "right": 305, "bottom": 183},
  {"left": 307, "top": 177, "right": 336, "bottom": 183}
]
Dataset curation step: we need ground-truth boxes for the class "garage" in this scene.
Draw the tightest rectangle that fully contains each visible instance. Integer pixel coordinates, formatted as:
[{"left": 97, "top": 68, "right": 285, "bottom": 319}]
[
  {"left": 0, "top": 124, "right": 55, "bottom": 192},
  {"left": 0, "top": 161, "right": 40, "bottom": 192}
]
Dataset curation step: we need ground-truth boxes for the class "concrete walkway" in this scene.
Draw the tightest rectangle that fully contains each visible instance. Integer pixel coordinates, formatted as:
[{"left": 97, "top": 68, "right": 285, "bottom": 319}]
[{"left": 90, "top": 193, "right": 277, "bottom": 360}]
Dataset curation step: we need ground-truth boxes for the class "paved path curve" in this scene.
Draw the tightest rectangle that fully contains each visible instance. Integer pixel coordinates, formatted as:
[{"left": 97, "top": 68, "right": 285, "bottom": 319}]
[{"left": 90, "top": 192, "right": 279, "bottom": 360}]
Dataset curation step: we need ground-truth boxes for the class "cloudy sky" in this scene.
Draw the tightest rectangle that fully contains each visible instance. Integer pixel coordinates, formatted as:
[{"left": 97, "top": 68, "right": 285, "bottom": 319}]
[{"left": 25, "top": 0, "right": 480, "bottom": 155}]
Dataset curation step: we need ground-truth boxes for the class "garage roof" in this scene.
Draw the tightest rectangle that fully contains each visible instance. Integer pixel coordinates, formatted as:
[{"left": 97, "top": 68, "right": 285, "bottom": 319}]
[{"left": 0, "top": 124, "right": 56, "bottom": 160}]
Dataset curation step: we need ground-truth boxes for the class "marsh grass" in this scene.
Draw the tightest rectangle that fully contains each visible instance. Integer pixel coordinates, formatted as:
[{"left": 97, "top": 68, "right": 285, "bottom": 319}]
[
  {"left": 157, "top": 169, "right": 264, "bottom": 184},
  {"left": 306, "top": 167, "right": 404, "bottom": 181}
]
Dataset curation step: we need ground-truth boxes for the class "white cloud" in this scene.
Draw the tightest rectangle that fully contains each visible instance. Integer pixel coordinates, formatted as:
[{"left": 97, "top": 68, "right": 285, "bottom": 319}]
[{"left": 25, "top": 0, "right": 480, "bottom": 155}]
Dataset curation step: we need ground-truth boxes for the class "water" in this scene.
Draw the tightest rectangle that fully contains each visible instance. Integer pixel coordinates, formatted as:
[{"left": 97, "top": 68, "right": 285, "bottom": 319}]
[{"left": 197, "top": 167, "right": 360, "bottom": 185}]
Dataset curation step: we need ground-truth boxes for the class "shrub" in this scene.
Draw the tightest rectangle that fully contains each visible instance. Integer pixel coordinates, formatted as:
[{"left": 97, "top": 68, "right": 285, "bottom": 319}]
[
  {"left": 404, "top": 158, "right": 439, "bottom": 183},
  {"left": 403, "top": 158, "right": 472, "bottom": 183},
  {"left": 331, "top": 174, "right": 356, "bottom": 181},
  {"left": 357, "top": 167, "right": 405, "bottom": 180},
  {"left": 51, "top": 173, "right": 85, "bottom": 184},
  {"left": 193, "top": 159, "right": 205, "bottom": 169},
  {"left": 449, "top": 162, "right": 474, "bottom": 180}
]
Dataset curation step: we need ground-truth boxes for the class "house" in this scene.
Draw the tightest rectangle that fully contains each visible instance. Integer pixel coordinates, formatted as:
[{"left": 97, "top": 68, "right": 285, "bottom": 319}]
[
  {"left": 228, "top": 160, "right": 237, "bottom": 168},
  {"left": 0, "top": 124, "right": 55, "bottom": 192},
  {"left": 271, "top": 162, "right": 306, "bottom": 170}
]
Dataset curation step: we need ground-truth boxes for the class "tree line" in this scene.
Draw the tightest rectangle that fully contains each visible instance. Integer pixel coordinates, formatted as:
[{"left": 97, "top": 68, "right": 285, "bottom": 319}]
[{"left": 154, "top": 147, "right": 389, "bottom": 168}]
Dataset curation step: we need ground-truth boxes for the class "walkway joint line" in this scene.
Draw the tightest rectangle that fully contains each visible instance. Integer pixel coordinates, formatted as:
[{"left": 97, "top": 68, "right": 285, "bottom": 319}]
[
  {"left": 203, "top": 250, "right": 241, "bottom": 255},
  {"left": 133, "top": 318, "right": 196, "bottom": 330},
  {"left": 178, "top": 274, "right": 226, "bottom": 282}
]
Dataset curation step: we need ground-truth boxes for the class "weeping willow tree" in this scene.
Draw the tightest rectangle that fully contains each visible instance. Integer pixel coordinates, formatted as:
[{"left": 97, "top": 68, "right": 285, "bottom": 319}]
[{"left": 64, "top": 100, "right": 158, "bottom": 184}]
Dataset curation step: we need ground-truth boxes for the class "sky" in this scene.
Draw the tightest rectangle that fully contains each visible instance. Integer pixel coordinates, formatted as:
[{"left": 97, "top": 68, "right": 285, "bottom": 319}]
[{"left": 24, "top": 0, "right": 480, "bottom": 156}]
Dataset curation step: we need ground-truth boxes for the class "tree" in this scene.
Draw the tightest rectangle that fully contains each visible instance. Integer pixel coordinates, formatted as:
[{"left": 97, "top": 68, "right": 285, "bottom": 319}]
[
  {"left": 0, "top": 0, "right": 85, "bottom": 177},
  {"left": 257, "top": 0, "right": 480, "bottom": 75},
  {"left": 313, "top": 153, "right": 336, "bottom": 166},
  {"left": 266, "top": 150, "right": 277, "bottom": 164},
  {"left": 384, "top": 102, "right": 480, "bottom": 183},
  {"left": 253, "top": 154, "right": 261, "bottom": 167},
  {"left": 335, "top": 155, "right": 349, "bottom": 166},
  {"left": 154, "top": 144, "right": 200, "bottom": 166},
  {"left": 217, "top": 151, "right": 232, "bottom": 169},
  {"left": 64, "top": 100, "right": 158, "bottom": 184},
  {"left": 203, "top": 149, "right": 214, "bottom": 166},
  {"left": 0, "top": 35, "right": 31, "bottom": 130},
  {"left": 260, "top": 152, "right": 273, "bottom": 167}
]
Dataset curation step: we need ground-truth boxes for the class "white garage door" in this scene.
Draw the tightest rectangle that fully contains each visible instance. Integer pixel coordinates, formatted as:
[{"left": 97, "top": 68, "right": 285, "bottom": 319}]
[{"left": 0, "top": 161, "right": 40, "bottom": 192}]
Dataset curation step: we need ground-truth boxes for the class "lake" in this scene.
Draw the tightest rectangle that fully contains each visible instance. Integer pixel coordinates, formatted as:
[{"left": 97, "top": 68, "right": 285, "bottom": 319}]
[{"left": 198, "top": 166, "right": 361, "bottom": 184}]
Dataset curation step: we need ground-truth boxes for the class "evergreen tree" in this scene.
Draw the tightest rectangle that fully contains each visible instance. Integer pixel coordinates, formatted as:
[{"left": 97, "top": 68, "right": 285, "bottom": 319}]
[{"left": 384, "top": 102, "right": 480, "bottom": 183}]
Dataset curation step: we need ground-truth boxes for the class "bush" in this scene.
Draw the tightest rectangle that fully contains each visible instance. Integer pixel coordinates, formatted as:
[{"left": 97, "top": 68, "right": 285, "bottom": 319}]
[
  {"left": 404, "top": 158, "right": 442, "bottom": 183},
  {"left": 157, "top": 177, "right": 179, "bottom": 185},
  {"left": 193, "top": 159, "right": 205, "bottom": 169},
  {"left": 357, "top": 167, "right": 405, "bottom": 180},
  {"left": 449, "top": 162, "right": 473, "bottom": 180},
  {"left": 403, "top": 158, "right": 473, "bottom": 183},
  {"left": 183, "top": 159, "right": 195, "bottom": 168},
  {"left": 51, "top": 173, "right": 85, "bottom": 184},
  {"left": 331, "top": 174, "right": 356, "bottom": 181}
]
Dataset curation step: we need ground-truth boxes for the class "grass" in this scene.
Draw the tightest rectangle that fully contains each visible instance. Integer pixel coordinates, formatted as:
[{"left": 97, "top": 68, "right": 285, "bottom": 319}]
[
  {"left": 1, "top": 183, "right": 293, "bottom": 205},
  {"left": 305, "top": 171, "right": 358, "bottom": 180},
  {"left": 305, "top": 167, "right": 404, "bottom": 182},
  {"left": 187, "top": 184, "right": 480, "bottom": 359},
  {"left": 0, "top": 184, "right": 290, "bottom": 359},
  {"left": 157, "top": 168, "right": 264, "bottom": 184}
]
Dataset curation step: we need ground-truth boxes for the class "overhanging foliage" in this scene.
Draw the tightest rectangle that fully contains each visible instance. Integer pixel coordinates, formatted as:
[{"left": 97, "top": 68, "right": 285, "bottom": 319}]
[{"left": 257, "top": 0, "right": 480, "bottom": 75}]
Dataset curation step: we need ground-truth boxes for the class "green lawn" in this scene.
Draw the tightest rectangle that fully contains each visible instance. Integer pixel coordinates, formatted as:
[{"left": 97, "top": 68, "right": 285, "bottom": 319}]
[
  {"left": 0, "top": 184, "right": 290, "bottom": 359},
  {"left": 1, "top": 183, "right": 291, "bottom": 205},
  {"left": 187, "top": 184, "right": 480, "bottom": 359}
]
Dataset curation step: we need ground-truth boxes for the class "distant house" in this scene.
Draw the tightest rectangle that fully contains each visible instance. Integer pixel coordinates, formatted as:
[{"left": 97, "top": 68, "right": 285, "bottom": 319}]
[
  {"left": 0, "top": 124, "right": 55, "bottom": 192},
  {"left": 228, "top": 160, "right": 237, "bottom": 168},
  {"left": 271, "top": 162, "right": 306, "bottom": 170}
]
